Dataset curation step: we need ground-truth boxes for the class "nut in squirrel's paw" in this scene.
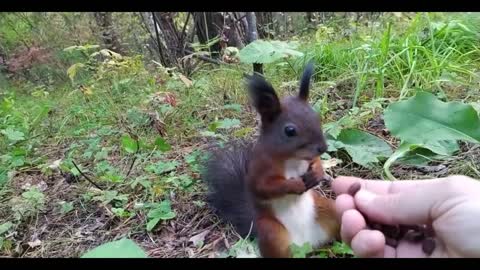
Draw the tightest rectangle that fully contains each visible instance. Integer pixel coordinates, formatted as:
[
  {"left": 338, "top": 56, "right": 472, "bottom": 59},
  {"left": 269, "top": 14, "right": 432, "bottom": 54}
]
[{"left": 301, "top": 171, "right": 321, "bottom": 190}]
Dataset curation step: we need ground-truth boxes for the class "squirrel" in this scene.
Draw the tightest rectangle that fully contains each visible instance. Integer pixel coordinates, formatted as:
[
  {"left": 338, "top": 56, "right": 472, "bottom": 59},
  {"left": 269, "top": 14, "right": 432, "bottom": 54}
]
[{"left": 203, "top": 63, "right": 340, "bottom": 258}]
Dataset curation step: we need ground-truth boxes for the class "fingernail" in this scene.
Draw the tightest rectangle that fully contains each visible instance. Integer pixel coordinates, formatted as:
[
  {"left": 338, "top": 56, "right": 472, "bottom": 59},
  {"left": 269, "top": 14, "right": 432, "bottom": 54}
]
[{"left": 355, "top": 189, "right": 376, "bottom": 206}]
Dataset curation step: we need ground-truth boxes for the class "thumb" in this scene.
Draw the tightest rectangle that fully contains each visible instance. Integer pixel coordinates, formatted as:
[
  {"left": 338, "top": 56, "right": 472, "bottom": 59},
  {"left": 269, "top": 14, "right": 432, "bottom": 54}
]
[{"left": 353, "top": 179, "right": 457, "bottom": 225}]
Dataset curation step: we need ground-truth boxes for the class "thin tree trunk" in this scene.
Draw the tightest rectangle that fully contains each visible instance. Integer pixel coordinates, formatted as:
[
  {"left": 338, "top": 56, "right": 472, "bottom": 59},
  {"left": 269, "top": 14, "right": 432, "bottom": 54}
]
[
  {"left": 138, "top": 12, "right": 164, "bottom": 64},
  {"left": 306, "top": 12, "right": 313, "bottom": 23},
  {"left": 255, "top": 12, "right": 273, "bottom": 39},
  {"left": 93, "top": 12, "right": 124, "bottom": 54},
  {"left": 245, "top": 12, "right": 262, "bottom": 74},
  {"left": 153, "top": 12, "right": 183, "bottom": 67},
  {"left": 224, "top": 13, "right": 244, "bottom": 48},
  {"left": 193, "top": 12, "right": 224, "bottom": 59}
]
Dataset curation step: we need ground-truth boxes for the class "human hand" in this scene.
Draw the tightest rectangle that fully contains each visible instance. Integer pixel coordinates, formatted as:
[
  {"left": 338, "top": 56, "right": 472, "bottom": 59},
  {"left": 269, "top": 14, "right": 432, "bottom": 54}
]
[{"left": 332, "top": 175, "right": 480, "bottom": 258}]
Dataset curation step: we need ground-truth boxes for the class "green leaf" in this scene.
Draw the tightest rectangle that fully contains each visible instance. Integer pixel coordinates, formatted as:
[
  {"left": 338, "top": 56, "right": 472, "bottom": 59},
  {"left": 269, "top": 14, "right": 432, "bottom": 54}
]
[
  {"left": 94, "top": 148, "right": 109, "bottom": 161},
  {"left": 146, "top": 201, "right": 176, "bottom": 231},
  {"left": 223, "top": 104, "right": 242, "bottom": 112},
  {"left": 383, "top": 142, "right": 420, "bottom": 180},
  {"left": 154, "top": 137, "right": 171, "bottom": 152},
  {"left": 111, "top": 207, "right": 131, "bottom": 218},
  {"left": 234, "top": 127, "right": 254, "bottom": 138},
  {"left": 67, "top": 63, "right": 85, "bottom": 82},
  {"left": 93, "top": 190, "right": 127, "bottom": 205},
  {"left": 216, "top": 118, "right": 241, "bottom": 130},
  {"left": 397, "top": 147, "right": 446, "bottom": 166},
  {"left": 471, "top": 102, "right": 480, "bottom": 115},
  {"left": 290, "top": 243, "right": 313, "bottom": 258},
  {"left": 100, "top": 173, "right": 124, "bottom": 183},
  {"left": 331, "top": 241, "right": 354, "bottom": 256},
  {"left": 333, "top": 129, "right": 392, "bottom": 168},
  {"left": 59, "top": 201, "right": 74, "bottom": 214},
  {"left": 145, "top": 161, "right": 179, "bottom": 175},
  {"left": 0, "top": 222, "right": 13, "bottom": 235},
  {"left": 1, "top": 128, "right": 25, "bottom": 142},
  {"left": 81, "top": 238, "right": 147, "bottom": 258},
  {"left": 121, "top": 135, "right": 138, "bottom": 154},
  {"left": 63, "top": 44, "right": 100, "bottom": 52},
  {"left": 383, "top": 140, "right": 459, "bottom": 180},
  {"left": 239, "top": 40, "right": 304, "bottom": 64},
  {"left": 226, "top": 239, "right": 260, "bottom": 258},
  {"left": 0, "top": 171, "right": 7, "bottom": 187},
  {"left": 200, "top": 131, "right": 219, "bottom": 137},
  {"left": 383, "top": 92, "right": 480, "bottom": 179},
  {"left": 384, "top": 91, "right": 480, "bottom": 148}
]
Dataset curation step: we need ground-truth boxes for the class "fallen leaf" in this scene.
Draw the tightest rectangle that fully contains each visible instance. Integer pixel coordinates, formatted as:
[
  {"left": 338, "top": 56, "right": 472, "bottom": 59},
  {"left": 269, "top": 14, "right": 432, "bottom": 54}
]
[
  {"left": 189, "top": 230, "right": 210, "bottom": 247},
  {"left": 80, "top": 85, "right": 93, "bottom": 96},
  {"left": 36, "top": 181, "right": 48, "bottom": 192},
  {"left": 48, "top": 159, "right": 62, "bottom": 169},
  {"left": 28, "top": 239, "right": 42, "bottom": 248},
  {"left": 322, "top": 158, "right": 342, "bottom": 169},
  {"left": 178, "top": 74, "right": 193, "bottom": 87}
]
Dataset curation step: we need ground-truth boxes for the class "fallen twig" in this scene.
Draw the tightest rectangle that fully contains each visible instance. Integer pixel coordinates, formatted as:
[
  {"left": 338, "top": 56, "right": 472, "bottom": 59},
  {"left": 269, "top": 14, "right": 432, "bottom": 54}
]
[
  {"left": 71, "top": 161, "right": 103, "bottom": 190},
  {"left": 126, "top": 139, "right": 140, "bottom": 177}
]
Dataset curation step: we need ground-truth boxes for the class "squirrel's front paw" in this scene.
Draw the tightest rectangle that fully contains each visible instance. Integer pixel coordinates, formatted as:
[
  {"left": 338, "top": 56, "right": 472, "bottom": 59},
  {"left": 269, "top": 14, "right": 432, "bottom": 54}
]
[{"left": 301, "top": 171, "right": 320, "bottom": 190}]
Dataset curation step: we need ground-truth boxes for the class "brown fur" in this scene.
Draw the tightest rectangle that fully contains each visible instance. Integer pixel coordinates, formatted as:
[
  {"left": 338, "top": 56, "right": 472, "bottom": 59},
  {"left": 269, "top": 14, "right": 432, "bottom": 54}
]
[
  {"left": 313, "top": 193, "right": 341, "bottom": 240},
  {"left": 256, "top": 211, "right": 292, "bottom": 258},
  {"left": 247, "top": 151, "right": 307, "bottom": 201}
]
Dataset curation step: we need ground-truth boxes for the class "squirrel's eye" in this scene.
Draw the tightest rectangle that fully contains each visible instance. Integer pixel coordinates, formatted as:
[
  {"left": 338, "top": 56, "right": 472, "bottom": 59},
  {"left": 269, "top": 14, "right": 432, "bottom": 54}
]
[{"left": 284, "top": 126, "right": 297, "bottom": 137}]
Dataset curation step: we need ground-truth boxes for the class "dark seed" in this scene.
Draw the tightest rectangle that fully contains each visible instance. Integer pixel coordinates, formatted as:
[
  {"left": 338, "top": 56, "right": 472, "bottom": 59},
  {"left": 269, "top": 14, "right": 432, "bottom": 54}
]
[
  {"left": 383, "top": 224, "right": 400, "bottom": 239},
  {"left": 348, "top": 182, "right": 361, "bottom": 196},
  {"left": 422, "top": 237, "right": 436, "bottom": 255},
  {"left": 400, "top": 224, "right": 421, "bottom": 231},
  {"left": 404, "top": 230, "right": 425, "bottom": 242},
  {"left": 370, "top": 223, "right": 383, "bottom": 231},
  {"left": 385, "top": 237, "right": 398, "bottom": 248},
  {"left": 398, "top": 228, "right": 409, "bottom": 239},
  {"left": 424, "top": 224, "right": 435, "bottom": 238}
]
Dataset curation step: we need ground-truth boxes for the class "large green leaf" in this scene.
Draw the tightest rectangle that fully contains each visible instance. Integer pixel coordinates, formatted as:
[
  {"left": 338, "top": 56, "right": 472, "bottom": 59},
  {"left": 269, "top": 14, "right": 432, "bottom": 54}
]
[
  {"left": 121, "top": 135, "right": 138, "bottom": 154},
  {"left": 146, "top": 201, "right": 176, "bottom": 232},
  {"left": 1, "top": 128, "right": 25, "bottom": 142},
  {"left": 239, "top": 40, "right": 303, "bottom": 64},
  {"left": 81, "top": 238, "right": 147, "bottom": 258},
  {"left": 330, "top": 129, "right": 392, "bottom": 168},
  {"left": 66, "top": 63, "right": 85, "bottom": 82},
  {"left": 383, "top": 92, "right": 480, "bottom": 179},
  {"left": 384, "top": 91, "right": 480, "bottom": 146},
  {"left": 154, "top": 137, "right": 171, "bottom": 152}
]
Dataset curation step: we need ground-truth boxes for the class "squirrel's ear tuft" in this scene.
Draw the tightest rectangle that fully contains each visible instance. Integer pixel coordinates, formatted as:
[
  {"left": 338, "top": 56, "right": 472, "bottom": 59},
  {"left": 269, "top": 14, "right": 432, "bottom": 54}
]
[
  {"left": 245, "top": 73, "right": 281, "bottom": 124},
  {"left": 298, "top": 61, "right": 315, "bottom": 101}
]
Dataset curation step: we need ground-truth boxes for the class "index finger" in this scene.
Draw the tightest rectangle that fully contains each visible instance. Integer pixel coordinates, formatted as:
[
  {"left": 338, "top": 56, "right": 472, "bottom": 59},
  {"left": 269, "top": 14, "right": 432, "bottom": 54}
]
[{"left": 332, "top": 176, "right": 440, "bottom": 196}]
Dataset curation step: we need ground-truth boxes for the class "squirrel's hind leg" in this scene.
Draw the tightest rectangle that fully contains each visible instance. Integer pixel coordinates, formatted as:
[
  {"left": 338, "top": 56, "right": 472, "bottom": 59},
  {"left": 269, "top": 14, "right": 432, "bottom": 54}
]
[{"left": 256, "top": 214, "right": 292, "bottom": 258}]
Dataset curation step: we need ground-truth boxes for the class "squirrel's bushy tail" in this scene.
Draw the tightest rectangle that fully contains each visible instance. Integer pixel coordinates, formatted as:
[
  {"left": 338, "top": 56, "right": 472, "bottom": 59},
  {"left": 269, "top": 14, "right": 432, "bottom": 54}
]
[{"left": 202, "top": 140, "right": 257, "bottom": 238}]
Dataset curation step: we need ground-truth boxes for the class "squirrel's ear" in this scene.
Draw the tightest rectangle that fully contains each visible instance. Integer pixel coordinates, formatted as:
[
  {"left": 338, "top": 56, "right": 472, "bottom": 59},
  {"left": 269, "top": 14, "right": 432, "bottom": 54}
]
[
  {"left": 298, "top": 61, "right": 315, "bottom": 101},
  {"left": 245, "top": 73, "right": 281, "bottom": 124}
]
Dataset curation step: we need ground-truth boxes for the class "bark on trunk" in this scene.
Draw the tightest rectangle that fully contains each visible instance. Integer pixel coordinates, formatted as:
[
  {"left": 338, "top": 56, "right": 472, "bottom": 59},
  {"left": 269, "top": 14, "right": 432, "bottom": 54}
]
[{"left": 93, "top": 12, "right": 124, "bottom": 54}]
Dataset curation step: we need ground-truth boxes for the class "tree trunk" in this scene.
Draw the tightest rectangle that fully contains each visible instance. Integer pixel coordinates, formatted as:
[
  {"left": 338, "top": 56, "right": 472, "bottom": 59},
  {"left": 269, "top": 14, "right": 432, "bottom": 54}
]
[
  {"left": 223, "top": 13, "right": 244, "bottom": 49},
  {"left": 193, "top": 12, "right": 224, "bottom": 59},
  {"left": 255, "top": 12, "right": 273, "bottom": 39},
  {"left": 153, "top": 12, "right": 184, "bottom": 67},
  {"left": 138, "top": 12, "right": 163, "bottom": 63},
  {"left": 306, "top": 12, "right": 313, "bottom": 23},
  {"left": 245, "top": 12, "right": 263, "bottom": 75},
  {"left": 93, "top": 12, "right": 124, "bottom": 54}
]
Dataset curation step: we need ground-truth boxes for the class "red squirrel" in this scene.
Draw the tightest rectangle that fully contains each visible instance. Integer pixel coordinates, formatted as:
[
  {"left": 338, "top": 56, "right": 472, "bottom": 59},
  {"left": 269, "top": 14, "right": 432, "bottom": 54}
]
[{"left": 203, "top": 63, "right": 340, "bottom": 258}]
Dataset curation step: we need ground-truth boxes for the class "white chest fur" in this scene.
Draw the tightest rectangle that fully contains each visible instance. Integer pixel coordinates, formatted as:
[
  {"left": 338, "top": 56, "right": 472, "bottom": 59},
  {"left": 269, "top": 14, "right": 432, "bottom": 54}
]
[{"left": 270, "top": 159, "right": 330, "bottom": 247}]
